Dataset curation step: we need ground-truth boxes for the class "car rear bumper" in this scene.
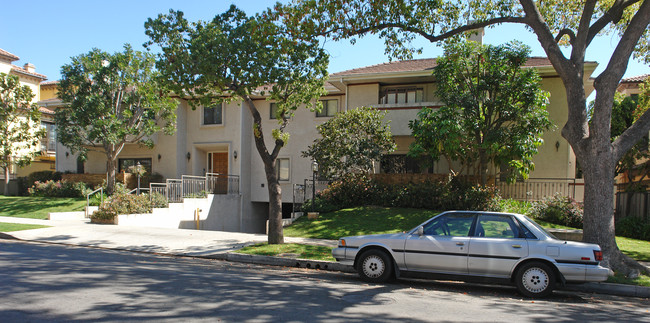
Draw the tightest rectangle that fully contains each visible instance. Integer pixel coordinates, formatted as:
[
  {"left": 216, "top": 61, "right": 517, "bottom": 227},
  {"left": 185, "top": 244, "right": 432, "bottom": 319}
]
[{"left": 557, "top": 263, "right": 610, "bottom": 282}]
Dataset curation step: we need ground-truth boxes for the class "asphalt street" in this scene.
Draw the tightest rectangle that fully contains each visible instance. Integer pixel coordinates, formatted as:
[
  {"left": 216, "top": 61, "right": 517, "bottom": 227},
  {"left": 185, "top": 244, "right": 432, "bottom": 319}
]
[{"left": 1, "top": 240, "right": 649, "bottom": 323}]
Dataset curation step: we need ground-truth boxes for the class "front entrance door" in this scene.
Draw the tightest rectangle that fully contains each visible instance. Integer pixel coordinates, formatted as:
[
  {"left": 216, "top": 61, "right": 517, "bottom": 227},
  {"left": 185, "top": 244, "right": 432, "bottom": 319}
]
[{"left": 209, "top": 152, "right": 228, "bottom": 194}]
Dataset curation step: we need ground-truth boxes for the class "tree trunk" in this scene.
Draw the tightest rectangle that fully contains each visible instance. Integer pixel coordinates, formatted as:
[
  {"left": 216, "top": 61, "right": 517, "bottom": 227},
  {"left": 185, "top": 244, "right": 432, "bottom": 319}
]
[
  {"left": 265, "top": 161, "right": 284, "bottom": 244},
  {"left": 106, "top": 152, "right": 117, "bottom": 195},
  {"left": 479, "top": 149, "right": 488, "bottom": 186}
]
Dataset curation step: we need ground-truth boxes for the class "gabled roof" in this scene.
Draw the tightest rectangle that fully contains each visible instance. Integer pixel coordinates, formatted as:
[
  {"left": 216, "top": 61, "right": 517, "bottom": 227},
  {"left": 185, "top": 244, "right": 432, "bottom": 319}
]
[
  {"left": 331, "top": 57, "right": 559, "bottom": 77},
  {"left": 0, "top": 48, "right": 20, "bottom": 62},
  {"left": 11, "top": 64, "right": 47, "bottom": 80},
  {"left": 621, "top": 74, "right": 650, "bottom": 83}
]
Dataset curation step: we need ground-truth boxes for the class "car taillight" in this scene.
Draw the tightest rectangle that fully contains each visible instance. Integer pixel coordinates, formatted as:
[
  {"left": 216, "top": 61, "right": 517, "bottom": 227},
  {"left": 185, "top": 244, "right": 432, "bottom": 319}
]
[{"left": 593, "top": 250, "right": 603, "bottom": 262}]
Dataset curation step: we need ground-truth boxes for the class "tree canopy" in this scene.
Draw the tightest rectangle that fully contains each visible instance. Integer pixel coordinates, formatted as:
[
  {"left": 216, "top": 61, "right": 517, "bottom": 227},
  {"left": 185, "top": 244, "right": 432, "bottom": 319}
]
[
  {"left": 283, "top": 0, "right": 650, "bottom": 273},
  {"left": 303, "top": 106, "right": 396, "bottom": 178},
  {"left": 57, "top": 44, "right": 177, "bottom": 194},
  {"left": 144, "top": 5, "right": 329, "bottom": 244},
  {"left": 409, "top": 41, "right": 552, "bottom": 184},
  {"left": 0, "top": 72, "right": 45, "bottom": 186}
]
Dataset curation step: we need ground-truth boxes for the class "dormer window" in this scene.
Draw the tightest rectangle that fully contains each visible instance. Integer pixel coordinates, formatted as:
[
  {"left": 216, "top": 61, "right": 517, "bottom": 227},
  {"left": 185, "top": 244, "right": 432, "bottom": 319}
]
[{"left": 380, "top": 87, "right": 424, "bottom": 104}]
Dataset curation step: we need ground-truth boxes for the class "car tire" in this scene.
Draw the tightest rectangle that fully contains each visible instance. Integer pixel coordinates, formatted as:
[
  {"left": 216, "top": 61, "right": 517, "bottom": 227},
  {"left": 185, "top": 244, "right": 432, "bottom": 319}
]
[
  {"left": 515, "top": 261, "right": 556, "bottom": 298},
  {"left": 357, "top": 249, "right": 393, "bottom": 283}
]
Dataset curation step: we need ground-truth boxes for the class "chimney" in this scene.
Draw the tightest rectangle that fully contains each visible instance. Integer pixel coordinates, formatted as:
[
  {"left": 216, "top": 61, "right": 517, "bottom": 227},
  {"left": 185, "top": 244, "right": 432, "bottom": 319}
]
[
  {"left": 23, "top": 63, "right": 36, "bottom": 73},
  {"left": 467, "top": 27, "right": 485, "bottom": 44}
]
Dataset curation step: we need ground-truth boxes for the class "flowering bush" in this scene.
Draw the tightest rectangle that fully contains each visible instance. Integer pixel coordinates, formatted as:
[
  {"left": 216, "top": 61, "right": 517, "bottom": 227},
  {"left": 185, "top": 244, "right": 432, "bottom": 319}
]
[
  {"left": 28, "top": 180, "right": 91, "bottom": 198},
  {"left": 529, "top": 194, "right": 583, "bottom": 228},
  {"left": 91, "top": 191, "right": 158, "bottom": 222}
]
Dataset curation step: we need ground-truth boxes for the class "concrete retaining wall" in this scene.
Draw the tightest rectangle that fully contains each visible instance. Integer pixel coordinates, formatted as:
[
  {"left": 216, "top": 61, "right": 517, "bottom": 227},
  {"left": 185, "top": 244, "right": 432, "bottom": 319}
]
[{"left": 117, "top": 194, "right": 242, "bottom": 232}]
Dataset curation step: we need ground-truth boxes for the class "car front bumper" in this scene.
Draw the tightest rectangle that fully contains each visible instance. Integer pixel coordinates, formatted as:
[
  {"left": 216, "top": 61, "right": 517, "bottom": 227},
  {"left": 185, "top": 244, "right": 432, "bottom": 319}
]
[{"left": 332, "top": 247, "right": 355, "bottom": 266}]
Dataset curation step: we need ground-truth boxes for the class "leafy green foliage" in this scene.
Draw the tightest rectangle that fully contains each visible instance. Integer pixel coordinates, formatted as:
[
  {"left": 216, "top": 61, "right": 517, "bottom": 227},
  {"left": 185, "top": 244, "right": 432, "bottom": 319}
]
[
  {"left": 303, "top": 107, "right": 396, "bottom": 178},
  {"left": 606, "top": 77, "right": 650, "bottom": 189},
  {"left": 28, "top": 180, "right": 91, "bottom": 198},
  {"left": 0, "top": 73, "right": 45, "bottom": 184},
  {"left": 529, "top": 194, "right": 584, "bottom": 228},
  {"left": 409, "top": 41, "right": 552, "bottom": 184},
  {"left": 56, "top": 44, "right": 177, "bottom": 194},
  {"left": 91, "top": 189, "right": 159, "bottom": 221},
  {"left": 308, "top": 174, "right": 499, "bottom": 212},
  {"left": 616, "top": 217, "right": 650, "bottom": 241}
]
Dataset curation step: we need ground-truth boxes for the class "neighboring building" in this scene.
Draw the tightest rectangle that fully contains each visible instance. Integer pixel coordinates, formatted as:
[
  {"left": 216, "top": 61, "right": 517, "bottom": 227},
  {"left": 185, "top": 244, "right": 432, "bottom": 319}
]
[
  {"left": 0, "top": 48, "right": 51, "bottom": 190},
  {"left": 57, "top": 49, "right": 597, "bottom": 233}
]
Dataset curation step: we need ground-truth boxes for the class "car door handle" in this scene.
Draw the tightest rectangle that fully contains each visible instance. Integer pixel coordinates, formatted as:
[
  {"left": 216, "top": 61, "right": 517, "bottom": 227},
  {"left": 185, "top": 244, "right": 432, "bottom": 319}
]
[
  {"left": 456, "top": 242, "right": 465, "bottom": 246},
  {"left": 512, "top": 245, "right": 522, "bottom": 248}
]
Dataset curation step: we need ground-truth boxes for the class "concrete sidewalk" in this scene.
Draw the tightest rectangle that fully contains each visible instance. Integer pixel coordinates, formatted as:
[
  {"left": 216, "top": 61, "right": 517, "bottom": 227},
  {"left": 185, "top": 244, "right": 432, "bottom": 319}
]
[{"left": 1, "top": 216, "right": 648, "bottom": 298}]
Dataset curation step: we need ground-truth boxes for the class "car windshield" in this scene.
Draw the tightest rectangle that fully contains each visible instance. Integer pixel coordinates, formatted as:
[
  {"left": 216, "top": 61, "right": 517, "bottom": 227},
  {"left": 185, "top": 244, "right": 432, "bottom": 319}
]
[{"left": 522, "top": 215, "right": 559, "bottom": 240}]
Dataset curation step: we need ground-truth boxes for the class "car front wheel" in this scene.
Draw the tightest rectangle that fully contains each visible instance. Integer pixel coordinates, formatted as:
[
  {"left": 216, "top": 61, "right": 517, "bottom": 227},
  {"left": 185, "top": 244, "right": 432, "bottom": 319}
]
[
  {"left": 357, "top": 249, "right": 393, "bottom": 283},
  {"left": 515, "top": 261, "right": 556, "bottom": 298}
]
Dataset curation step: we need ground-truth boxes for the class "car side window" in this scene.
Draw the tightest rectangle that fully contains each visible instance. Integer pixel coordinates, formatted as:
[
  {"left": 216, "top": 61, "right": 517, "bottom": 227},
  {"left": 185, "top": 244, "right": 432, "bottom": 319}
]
[
  {"left": 475, "top": 214, "right": 520, "bottom": 239},
  {"left": 423, "top": 214, "right": 475, "bottom": 237}
]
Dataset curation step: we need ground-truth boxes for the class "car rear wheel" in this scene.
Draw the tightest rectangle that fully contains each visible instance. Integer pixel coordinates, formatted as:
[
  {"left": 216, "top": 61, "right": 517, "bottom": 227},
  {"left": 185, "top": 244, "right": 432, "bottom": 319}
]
[
  {"left": 515, "top": 261, "right": 556, "bottom": 298},
  {"left": 357, "top": 249, "right": 393, "bottom": 283}
]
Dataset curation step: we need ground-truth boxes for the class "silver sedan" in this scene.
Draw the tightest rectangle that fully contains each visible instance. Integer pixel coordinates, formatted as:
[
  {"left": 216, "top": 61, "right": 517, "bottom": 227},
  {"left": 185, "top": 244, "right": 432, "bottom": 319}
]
[{"left": 332, "top": 211, "right": 610, "bottom": 298}]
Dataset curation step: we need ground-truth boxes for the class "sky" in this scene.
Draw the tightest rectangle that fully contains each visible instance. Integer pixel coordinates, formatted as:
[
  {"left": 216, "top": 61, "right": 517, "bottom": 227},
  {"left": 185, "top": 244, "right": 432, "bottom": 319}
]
[{"left": 1, "top": 0, "right": 648, "bottom": 83}]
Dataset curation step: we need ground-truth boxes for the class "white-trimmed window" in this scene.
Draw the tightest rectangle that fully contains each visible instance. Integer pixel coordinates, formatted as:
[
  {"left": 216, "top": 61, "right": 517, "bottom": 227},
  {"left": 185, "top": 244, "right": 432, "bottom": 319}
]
[
  {"left": 203, "top": 103, "right": 223, "bottom": 125},
  {"left": 40, "top": 122, "right": 56, "bottom": 152},
  {"left": 316, "top": 99, "right": 338, "bottom": 117},
  {"left": 276, "top": 158, "right": 290, "bottom": 181},
  {"left": 380, "top": 87, "right": 424, "bottom": 104}
]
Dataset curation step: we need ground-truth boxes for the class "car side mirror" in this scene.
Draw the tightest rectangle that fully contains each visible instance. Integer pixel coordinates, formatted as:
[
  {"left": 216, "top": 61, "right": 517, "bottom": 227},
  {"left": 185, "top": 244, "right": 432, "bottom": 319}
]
[{"left": 417, "top": 226, "right": 424, "bottom": 236}]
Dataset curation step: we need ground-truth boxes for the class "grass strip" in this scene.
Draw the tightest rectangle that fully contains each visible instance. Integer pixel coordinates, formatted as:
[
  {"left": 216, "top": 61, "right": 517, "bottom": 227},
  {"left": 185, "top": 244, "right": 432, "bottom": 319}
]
[
  {"left": 235, "top": 243, "right": 335, "bottom": 262},
  {"left": 0, "top": 222, "right": 49, "bottom": 232},
  {"left": 0, "top": 196, "right": 86, "bottom": 219}
]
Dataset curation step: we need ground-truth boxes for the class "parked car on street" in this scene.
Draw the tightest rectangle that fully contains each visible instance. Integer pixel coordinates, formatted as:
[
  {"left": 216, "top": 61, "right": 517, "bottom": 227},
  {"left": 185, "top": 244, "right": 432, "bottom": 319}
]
[{"left": 332, "top": 211, "right": 609, "bottom": 297}]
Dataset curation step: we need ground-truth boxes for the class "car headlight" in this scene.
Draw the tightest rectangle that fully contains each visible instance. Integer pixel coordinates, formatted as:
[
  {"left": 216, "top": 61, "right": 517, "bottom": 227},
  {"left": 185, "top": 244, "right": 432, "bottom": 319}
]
[{"left": 339, "top": 239, "right": 346, "bottom": 247}]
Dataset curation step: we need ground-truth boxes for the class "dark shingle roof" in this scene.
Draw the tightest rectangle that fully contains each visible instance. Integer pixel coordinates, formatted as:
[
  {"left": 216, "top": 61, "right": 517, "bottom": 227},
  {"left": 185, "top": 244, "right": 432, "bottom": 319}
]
[{"left": 331, "top": 57, "right": 565, "bottom": 77}]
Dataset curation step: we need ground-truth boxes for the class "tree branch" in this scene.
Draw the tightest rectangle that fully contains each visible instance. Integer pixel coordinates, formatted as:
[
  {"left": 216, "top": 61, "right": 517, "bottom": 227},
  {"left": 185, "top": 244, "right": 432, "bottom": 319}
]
[
  {"left": 614, "top": 108, "right": 650, "bottom": 161},
  {"left": 586, "top": 0, "right": 643, "bottom": 47},
  {"left": 555, "top": 28, "right": 576, "bottom": 44},
  {"left": 326, "top": 16, "right": 527, "bottom": 44}
]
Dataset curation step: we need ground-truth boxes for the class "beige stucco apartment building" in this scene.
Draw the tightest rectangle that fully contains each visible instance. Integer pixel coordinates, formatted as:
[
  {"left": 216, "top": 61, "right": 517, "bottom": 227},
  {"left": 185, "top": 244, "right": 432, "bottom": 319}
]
[
  {"left": 0, "top": 48, "right": 53, "bottom": 191},
  {"left": 52, "top": 51, "right": 597, "bottom": 232}
]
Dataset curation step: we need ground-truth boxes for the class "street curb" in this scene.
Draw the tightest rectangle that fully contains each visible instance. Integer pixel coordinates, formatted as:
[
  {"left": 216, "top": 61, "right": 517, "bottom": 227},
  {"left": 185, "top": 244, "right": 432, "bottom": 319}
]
[
  {"left": 208, "top": 252, "right": 357, "bottom": 273},
  {"left": 561, "top": 282, "right": 650, "bottom": 298}
]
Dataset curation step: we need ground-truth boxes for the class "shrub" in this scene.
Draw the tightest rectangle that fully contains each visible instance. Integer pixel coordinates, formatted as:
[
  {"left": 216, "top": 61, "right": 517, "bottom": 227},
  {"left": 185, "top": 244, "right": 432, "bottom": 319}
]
[
  {"left": 301, "top": 196, "right": 339, "bottom": 213},
  {"left": 529, "top": 194, "right": 583, "bottom": 228},
  {"left": 91, "top": 191, "right": 156, "bottom": 222},
  {"left": 311, "top": 174, "right": 498, "bottom": 212},
  {"left": 616, "top": 217, "right": 650, "bottom": 241},
  {"left": 28, "top": 180, "right": 91, "bottom": 198},
  {"left": 150, "top": 192, "right": 169, "bottom": 208},
  {"left": 27, "top": 171, "right": 62, "bottom": 185}
]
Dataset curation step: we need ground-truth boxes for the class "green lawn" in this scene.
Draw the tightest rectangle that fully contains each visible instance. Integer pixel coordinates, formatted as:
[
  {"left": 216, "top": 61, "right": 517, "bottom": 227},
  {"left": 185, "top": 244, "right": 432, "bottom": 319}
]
[
  {"left": 236, "top": 243, "right": 335, "bottom": 262},
  {"left": 284, "top": 206, "right": 438, "bottom": 240},
  {"left": 0, "top": 196, "right": 86, "bottom": 219},
  {"left": 0, "top": 222, "right": 49, "bottom": 232}
]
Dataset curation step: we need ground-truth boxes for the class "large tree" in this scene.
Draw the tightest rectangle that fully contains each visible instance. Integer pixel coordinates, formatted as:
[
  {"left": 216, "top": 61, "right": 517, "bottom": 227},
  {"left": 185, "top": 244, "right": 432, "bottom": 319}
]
[
  {"left": 144, "top": 5, "right": 329, "bottom": 244},
  {"left": 57, "top": 44, "right": 177, "bottom": 195},
  {"left": 0, "top": 72, "right": 45, "bottom": 188},
  {"left": 283, "top": 0, "right": 650, "bottom": 274},
  {"left": 303, "top": 106, "right": 396, "bottom": 178},
  {"left": 409, "top": 41, "right": 552, "bottom": 185}
]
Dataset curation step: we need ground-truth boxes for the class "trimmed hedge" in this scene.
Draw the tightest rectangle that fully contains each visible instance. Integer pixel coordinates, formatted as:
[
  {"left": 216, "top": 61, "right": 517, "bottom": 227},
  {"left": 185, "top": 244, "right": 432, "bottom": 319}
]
[{"left": 304, "top": 174, "right": 499, "bottom": 213}]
